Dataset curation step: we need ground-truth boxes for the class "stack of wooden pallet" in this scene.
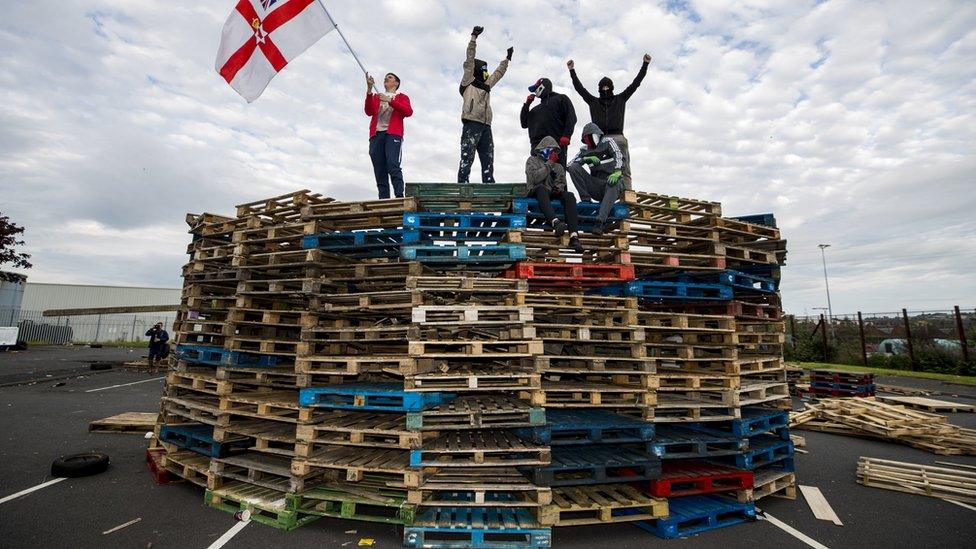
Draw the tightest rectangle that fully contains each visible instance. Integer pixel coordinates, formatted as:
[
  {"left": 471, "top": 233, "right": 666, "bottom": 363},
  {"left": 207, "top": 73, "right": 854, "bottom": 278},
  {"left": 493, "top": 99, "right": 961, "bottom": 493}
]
[
  {"left": 791, "top": 397, "right": 976, "bottom": 455},
  {"left": 149, "top": 185, "right": 794, "bottom": 545}
]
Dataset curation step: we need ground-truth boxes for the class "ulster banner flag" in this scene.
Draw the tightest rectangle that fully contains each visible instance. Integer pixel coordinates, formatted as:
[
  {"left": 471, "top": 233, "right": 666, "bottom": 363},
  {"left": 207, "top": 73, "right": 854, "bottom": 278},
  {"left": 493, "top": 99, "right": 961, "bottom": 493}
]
[{"left": 216, "top": 0, "right": 335, "bottom": 102}]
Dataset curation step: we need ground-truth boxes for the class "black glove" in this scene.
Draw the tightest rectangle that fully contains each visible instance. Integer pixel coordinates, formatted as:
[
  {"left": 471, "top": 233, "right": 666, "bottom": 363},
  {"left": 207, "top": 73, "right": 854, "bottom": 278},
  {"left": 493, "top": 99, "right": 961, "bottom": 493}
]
[
  {"left": 472, "top": 26, "right": 484, "bottom": 37},
  {"left": 506, "top": 47, "right": 514, "bottom": 61}
]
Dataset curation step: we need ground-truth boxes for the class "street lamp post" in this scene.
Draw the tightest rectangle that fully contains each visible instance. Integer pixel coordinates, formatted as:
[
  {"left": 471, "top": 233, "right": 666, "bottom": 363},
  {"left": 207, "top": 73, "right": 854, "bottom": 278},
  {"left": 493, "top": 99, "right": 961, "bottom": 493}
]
[{"left": 817, "top": 244, "right": 834, "bottom": 324}]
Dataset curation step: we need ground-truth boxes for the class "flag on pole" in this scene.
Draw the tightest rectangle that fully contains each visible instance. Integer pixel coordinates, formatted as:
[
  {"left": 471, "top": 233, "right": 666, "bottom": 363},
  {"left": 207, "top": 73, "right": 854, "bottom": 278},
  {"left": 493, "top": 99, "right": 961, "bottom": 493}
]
[{"left": 216, "top": 0, "right": 335, "bottom": 102}]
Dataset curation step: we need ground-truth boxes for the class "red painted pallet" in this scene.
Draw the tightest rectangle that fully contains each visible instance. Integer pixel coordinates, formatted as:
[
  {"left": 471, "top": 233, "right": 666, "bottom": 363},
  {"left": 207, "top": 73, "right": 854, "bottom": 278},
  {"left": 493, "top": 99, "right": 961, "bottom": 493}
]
[
  {"left": 146, "top": 448, "right": 172, "bottom": 485},
  {"left": 643, "top": 461, "right": 753, "bottom": 498},
  {"left": 503, "top": 262, "right": 636, "bottom": 288}
]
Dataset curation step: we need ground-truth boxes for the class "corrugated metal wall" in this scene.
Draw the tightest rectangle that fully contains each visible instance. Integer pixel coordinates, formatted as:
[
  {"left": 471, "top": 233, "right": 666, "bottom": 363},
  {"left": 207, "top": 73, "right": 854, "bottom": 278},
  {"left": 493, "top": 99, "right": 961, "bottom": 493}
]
[
  {"left": 9, "top": 283, "right": 181, "bottom": 343},
  {"left": 0, "top": 278, "right": 25, "bottom": 327}
]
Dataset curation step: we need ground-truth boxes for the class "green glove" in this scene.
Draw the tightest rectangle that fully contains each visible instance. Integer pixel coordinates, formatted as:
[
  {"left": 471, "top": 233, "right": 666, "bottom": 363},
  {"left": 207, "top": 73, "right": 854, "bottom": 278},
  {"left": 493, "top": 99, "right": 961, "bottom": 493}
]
[
  {"left": 607, "top": 170, "right": 622, "bottom": 186},
  {"left": 583, "top": 155, "right": 601, "bottom": 166}
]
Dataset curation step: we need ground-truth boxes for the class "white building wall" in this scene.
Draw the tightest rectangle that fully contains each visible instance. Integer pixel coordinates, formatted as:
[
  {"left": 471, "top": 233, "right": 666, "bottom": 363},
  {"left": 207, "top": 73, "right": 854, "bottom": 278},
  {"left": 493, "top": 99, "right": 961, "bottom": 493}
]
[{"left": 18, "top": 283, "right": 181, "bottom": 343}]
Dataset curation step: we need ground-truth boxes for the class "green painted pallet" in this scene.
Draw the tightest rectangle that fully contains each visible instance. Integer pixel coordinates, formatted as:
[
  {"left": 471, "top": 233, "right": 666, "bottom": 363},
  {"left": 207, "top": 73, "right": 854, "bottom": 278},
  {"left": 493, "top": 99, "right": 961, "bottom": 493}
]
[
  {"left": 405, "top": 183, "right": 527, "bottom": 212},
  {"left": 287, "top": 484, "right": 417, "bottom": 525},
  {"left": 205, "top": 482, "right": 321, "bottom": 530}
]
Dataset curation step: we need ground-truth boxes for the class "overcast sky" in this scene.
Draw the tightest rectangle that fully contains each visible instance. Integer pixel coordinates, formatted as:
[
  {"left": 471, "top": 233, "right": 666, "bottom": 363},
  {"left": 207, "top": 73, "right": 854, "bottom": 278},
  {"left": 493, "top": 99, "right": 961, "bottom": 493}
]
[{"left": 2, "top": 0, "right": 974, "bottom": 315}]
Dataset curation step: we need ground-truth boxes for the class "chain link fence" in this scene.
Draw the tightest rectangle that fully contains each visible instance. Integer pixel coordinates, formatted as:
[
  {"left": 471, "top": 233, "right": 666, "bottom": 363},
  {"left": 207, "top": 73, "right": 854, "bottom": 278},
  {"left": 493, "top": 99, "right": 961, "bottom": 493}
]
[
  {"left": 2, "top": 308, "right": 177, "bottom": 345},
  {"left": 786, "top": 307, "right": 976, "bottom": 375}
]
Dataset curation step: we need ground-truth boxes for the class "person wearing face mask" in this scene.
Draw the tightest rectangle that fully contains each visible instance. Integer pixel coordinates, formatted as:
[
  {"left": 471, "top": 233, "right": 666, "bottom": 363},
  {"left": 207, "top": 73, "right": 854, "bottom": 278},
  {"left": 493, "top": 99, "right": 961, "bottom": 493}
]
[
  {"left": 457, "top": 26, "right": 513, "bottom": 183},
  {"left": 567, "top": 122, "right": 626, "bottom": 236},
  {"left": 365, "top": 72, "right": 414, "bottom": 199},
  {"left": 525, "top": 136, "right": 584, "bottom": 253},
  {"left": 567, "top": 54, "right": 650, "bottom": 189},
  {"left": 520, "top": 77, "right": 577, "bottom": 167}
]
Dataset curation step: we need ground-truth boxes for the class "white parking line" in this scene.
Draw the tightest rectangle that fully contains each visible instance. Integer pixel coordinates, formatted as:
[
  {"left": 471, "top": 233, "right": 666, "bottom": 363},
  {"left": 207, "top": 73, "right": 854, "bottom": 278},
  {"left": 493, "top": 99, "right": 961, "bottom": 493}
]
[
  {"left": 0, "top": 478, "right": 67, "bottom": 505},
  {"left": 85, "top": 377, "right": 165, "bottom": 393},
  {"left": 206, "top": 520, "right": 249, "bottom": 549},
  {"left": 759, "top": 511, "right": 831, "bottom": 549}
]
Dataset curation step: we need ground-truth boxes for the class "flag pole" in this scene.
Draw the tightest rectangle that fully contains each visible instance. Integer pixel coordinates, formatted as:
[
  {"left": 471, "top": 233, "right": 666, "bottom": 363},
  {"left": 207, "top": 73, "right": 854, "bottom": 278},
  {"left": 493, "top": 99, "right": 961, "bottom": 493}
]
[{"left": 315, "top": 0, "right": 379, "bottom": 93}]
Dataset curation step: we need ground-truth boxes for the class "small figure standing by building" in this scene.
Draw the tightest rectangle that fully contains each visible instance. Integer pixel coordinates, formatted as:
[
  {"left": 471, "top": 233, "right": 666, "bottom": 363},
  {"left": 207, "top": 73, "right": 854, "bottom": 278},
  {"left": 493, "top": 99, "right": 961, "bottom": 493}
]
[
  {"left": 526, "top": 136, "right": 584, "bottom": 253},
  {"left": 520, "top": 77, "right": 577, "bottom": 166},
  {"left": 457, "top": 26, "right": 512, "bottom": 183},
  {"left": 145, "top": 322, "right": 169, "bottom": 368},
  {"left": 567, "top": 54, "right": 650, "bottom": 188},
  {"left": 567, "top": 122, "right": 627, "bottom": 235},
  {"left": 365, "top": 72, "right": 413, "bottom": 199}
]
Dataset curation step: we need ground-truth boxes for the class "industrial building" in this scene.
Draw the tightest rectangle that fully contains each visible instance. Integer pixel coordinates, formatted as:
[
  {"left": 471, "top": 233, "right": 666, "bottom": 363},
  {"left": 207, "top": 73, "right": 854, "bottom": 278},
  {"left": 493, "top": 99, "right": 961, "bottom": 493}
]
[{"left": 9, "top": 282, "right": 181, "bottom": 344}]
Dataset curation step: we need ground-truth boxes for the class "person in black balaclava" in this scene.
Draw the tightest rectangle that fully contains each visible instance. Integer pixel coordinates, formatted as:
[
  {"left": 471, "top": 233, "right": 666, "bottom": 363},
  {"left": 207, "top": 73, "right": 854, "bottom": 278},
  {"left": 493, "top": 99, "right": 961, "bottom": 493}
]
[
  {"left": 457, "top": 25, "right": 512, "bottom": 183},
  {"left": 567, "top": 54, "right": 651, "bottom": 188},
  {"left": 520, "top": 77, "right": 577, "bottom": 167}
]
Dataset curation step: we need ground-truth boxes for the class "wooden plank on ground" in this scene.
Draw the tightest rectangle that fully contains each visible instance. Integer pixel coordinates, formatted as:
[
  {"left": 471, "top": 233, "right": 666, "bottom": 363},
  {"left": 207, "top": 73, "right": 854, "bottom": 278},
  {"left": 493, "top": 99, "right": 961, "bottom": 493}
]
[
  {"left": 89, "top": 412, "right": 159, "bottom": 434},
  {"left": 798, "top": 485, "right": 843, "bottom": 525}
]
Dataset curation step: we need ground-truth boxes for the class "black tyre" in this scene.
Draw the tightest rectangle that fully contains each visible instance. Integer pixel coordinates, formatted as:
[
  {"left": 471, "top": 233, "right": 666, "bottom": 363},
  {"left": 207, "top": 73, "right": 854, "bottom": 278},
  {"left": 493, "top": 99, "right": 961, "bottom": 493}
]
[
  {"left": 14, "top": 340, "right": 28, "bottom": 351},
  {"left": 51, "top": 452, "right": 110, "bottom": 478}
]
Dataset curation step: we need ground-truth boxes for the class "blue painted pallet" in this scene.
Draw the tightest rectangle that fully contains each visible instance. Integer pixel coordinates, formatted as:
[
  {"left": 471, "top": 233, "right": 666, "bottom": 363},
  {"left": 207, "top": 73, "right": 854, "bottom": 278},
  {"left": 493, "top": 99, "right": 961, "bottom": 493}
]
[
  {"left": 403, "top": 212, "right": 525, "bottom": 242},
  {"left": 401, "top": 244, "right": 526, "bottom": 264},
  {"left": 404, "top": 507, "right": 550, "bottom": 548},
  {"left": 648, "top": 426, "right": 748, "bottom": 459},
  {"left": 403, "top": 507, "right": 552, "bottom": 549},
  {"left": 302, "top": 229, "right": 422, "bottom": 258},
  {"left": 517, "top": 409, "right": 654, "bottom": 445},
  {"left": 593, "top": 280, "right": 733, "bottom": 300},
  {"left": 688, "top": 409, "right": 790, "bottom": 439},
  {"left": 175, "top": 344, "right": 226, "bottom": 366},
  {"left": 176, "top": 345, "right": 283, "bottom": 368},
  {"left": 730, "top": 213, "right": 776, "bottom": 228},
  {"left": 512, "top": 198, "right": 629, "bottom": 231},
  {"left": 299, "top": 383, "right": 456, "bottom": 412},
  {"left": 631, "top": 495, "right": 756, "bottom": 539},
  {"left": 657, "top": 270, "right": 776, "bottom": 294},
  {"left": 521, "top": 445, "right": 661, "bottom": 486},
  {"left": 714, "top": 436, "right": 794, "bottom": 470},
  {"left": 158, "top": 424, "right": 251, "bottom": 458}
]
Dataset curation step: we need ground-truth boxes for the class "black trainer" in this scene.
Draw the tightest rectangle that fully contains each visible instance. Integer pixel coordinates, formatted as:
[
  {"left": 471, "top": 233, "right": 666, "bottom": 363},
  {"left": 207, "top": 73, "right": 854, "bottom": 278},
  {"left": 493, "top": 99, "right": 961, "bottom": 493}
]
[
  {"left": 569, "top": 235, "right": 584, "bottom": 253},
  {"left": 552, "top": 219, "right": 567, "bottom": 238},
  {"left": 591, "top": 222, "right": 604, "bottom": 236}
]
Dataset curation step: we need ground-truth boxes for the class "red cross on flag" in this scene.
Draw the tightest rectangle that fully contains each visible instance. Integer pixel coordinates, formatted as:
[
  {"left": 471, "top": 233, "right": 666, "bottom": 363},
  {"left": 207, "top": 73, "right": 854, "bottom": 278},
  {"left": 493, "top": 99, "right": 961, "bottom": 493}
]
[{"left": 216, "top": 0, "right": 336, "bottom": 102}]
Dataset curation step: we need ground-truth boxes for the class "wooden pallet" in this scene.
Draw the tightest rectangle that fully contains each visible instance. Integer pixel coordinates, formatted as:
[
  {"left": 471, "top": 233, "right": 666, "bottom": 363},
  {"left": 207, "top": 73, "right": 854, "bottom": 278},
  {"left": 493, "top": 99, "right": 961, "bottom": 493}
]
[
  {"left": 875, "top": 396, "right": 975, "bottom": 413},
  {"left": 296, "top": 411, "right": 426, "bottom": 450},
  {"left": 291, "top": 445, "right": 422, "bottom": 487},
  {"left": 406, "top": 467, "right": 552, "bottom": 507},
  {"left": 410, "top": 431, "right": 550, "bottom": 467},
  {"left": 205, "top": 481, "right": 321, "bottom": 531},
  {"left": 536, "top": 355, "right": 654, "bottom": 375},
  {"left": 218, "top": 390, "right": 314, "bottom": 424},
  {"left": 215, "top": 419, "right": 298, "bottom": 457},
  {"left": 740, "top": 470, "right": 796, "bottom": 502},
  {"left": 538, "top": 485, "right": 668, "bottom": 526},
  {"left": 412, "top": 305, "right": 532, "bottom": 326},
  {"left": 287, "top": 482, "right": 416, "bottom": 525},
  {"left": 406, "top": 394, "right": 545, "bottom": 430},
  {"left": 89, "top": 412, "right": 159, "bottom": 434},
  {"left": 408, "top": 339, "right": 544, "bottom": 358},
  {"left": 857, "top": 457, "right": 976, "bottom": 504},
  {"left": 210, "top": 451, "right": 330, "bottom": 493},
  {"left": 162, "top": 395, "right": 222, "bottom": 426},
  {"left": 407, "top": 369, "right": 542, "bottom": 394},
  {"left": 161, "top": 449, "right": 211, "bottom": 487}
]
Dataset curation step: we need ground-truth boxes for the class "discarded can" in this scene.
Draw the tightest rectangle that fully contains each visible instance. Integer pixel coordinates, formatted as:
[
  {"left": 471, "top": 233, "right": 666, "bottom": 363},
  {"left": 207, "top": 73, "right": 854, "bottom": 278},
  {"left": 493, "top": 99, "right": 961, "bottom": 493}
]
[{"left": 234, "top": 509, "right": 251, "bottom": 522}]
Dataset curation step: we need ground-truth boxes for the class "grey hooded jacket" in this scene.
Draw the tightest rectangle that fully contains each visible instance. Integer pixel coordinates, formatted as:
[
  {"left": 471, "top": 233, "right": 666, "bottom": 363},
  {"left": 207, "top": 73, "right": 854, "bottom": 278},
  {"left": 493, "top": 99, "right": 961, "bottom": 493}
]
[{"left": 525, "top": 136, "right": 566, "bottom": 193}]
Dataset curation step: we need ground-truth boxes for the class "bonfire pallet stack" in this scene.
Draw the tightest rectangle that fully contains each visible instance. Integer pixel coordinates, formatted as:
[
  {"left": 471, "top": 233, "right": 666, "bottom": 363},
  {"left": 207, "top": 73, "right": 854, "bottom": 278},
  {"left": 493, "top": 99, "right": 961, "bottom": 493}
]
[{"left": 150, "top": 184, "right": 793, "bottom": 546}]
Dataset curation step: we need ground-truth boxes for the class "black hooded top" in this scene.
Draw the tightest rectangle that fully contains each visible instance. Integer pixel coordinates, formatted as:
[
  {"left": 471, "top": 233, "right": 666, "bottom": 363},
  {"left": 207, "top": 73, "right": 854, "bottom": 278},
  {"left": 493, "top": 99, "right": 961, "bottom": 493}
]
[
  {"left": 569, "top": 60, "right": 649, "bottom": 134},
  {"left": 520, "top": 78, "right": 577, "bottom": 146}
]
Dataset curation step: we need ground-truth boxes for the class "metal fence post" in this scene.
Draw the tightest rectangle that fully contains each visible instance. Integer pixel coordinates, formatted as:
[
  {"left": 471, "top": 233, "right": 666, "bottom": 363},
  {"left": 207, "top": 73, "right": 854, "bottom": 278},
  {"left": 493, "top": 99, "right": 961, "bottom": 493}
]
[
  {"left": 857, "top": 311, "right": 868, "bottom": 365},
  {"left": 94, "top": 314, "right": 102, "bottom": 343},
  {"left": 902, "top": 308, "right": 916, "bottom": 370},
  {"left": 955, "top": 305, "right": 970, "bottom": 363}
]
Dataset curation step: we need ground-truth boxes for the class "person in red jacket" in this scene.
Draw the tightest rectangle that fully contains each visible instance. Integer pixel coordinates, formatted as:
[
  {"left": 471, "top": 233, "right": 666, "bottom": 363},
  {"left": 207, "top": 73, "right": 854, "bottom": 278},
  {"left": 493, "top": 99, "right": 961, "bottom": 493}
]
[{"left": 365, "top": 72, "right": 413, "bottom": 198}]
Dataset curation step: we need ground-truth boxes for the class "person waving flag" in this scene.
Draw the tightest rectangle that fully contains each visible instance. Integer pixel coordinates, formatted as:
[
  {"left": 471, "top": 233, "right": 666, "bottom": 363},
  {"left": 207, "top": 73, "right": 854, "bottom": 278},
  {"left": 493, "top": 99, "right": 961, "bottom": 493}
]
[{"left": 215, "top": 0, "right": 336, "bottom": 102}]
